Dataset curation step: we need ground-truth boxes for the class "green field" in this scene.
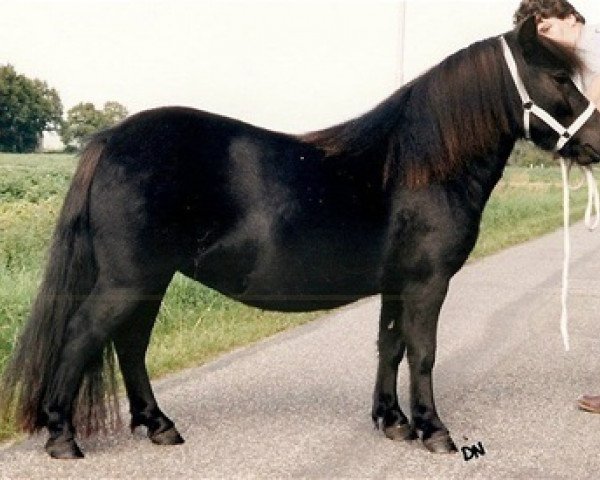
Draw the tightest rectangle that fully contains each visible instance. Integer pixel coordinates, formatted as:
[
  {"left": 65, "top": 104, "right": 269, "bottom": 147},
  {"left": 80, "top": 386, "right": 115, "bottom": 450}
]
[
  {"left": 472, "top": 166, "right": 588, "bottom": 258},
  {"left": 0, "top": 151, "right": 590, "bottom": 440}
]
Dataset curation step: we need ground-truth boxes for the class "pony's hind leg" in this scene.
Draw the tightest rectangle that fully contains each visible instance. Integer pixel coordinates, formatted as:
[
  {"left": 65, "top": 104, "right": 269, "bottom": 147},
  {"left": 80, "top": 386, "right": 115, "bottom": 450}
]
[
  {"left": 112, "top": 299, "right": 184, "bottom": 446},
  {"left": 372, "top": 295, "right": 417, "bottom": 441},
  {"left": 43, "top": 279, "right": 169, "bottom": 459}
]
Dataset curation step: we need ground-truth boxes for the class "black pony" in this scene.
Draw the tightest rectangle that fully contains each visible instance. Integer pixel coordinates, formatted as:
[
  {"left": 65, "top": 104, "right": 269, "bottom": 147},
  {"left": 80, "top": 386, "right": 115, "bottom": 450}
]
[{"left": 2, "top": 18, "right": 600, "bottom": 459}]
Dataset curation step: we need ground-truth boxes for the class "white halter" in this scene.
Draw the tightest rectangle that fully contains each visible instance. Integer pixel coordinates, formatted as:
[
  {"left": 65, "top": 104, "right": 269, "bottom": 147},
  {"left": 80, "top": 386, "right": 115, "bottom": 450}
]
[{"left": 500, "top": 36, "right": 596, "bottom": 151}]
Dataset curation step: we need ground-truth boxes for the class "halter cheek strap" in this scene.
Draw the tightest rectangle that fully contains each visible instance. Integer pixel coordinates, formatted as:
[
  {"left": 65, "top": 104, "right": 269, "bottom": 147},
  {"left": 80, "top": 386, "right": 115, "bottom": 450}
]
[{"left": 500, "top": 36, "right": 596, "bottom": 151}]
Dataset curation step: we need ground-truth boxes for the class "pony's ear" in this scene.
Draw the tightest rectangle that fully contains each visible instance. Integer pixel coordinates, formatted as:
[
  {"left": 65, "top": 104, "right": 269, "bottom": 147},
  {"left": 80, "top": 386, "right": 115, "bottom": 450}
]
[
  {"left": 517, "top": 16, "right": 539, "bottom": 56},
  {"left": 515, "top": 14, "right": 581, "bottom": 73},
  {"left": 517, "top": 15, "right": 559, "bottom": 69}
]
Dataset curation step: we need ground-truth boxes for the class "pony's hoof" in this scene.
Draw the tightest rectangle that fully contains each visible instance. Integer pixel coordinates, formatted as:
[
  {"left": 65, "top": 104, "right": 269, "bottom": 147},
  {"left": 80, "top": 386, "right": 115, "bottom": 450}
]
[
  {"left": 383, "top": 422, "right": 417, "bottom": 441},
  {"left": 423, "top": 431, "right": 458, "bottom": 454},
  {"left": 150, "top": 426, "right": 185, "bottom": 445},
  {"left": 45, "top": 437, "right": 84, "bottom": 459}
]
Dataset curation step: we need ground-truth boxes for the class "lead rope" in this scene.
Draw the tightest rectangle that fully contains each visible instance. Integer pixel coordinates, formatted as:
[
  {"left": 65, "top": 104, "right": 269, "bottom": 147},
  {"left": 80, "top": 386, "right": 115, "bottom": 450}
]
[{"left": 559, "top": 158, "right": 600, "bottom": 351}]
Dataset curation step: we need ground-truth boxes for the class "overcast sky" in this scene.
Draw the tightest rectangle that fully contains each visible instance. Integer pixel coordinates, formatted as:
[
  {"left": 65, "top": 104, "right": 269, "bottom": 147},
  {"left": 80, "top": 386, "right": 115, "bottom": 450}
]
[{"left": 2, "top": 0, "right": 600, "bottom": 139}]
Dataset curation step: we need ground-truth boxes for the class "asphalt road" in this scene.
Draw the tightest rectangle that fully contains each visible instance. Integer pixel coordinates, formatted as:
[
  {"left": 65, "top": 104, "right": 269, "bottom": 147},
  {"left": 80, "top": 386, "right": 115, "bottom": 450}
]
[{"left": 2, "top": 223, "right": 600, "bottom": 478}]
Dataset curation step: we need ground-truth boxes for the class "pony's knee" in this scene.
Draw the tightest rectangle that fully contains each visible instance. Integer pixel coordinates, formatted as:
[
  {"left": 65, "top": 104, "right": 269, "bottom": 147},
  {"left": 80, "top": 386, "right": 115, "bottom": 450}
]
[{"left": 407, "top": 347, "right": 435, "bottom": 375}]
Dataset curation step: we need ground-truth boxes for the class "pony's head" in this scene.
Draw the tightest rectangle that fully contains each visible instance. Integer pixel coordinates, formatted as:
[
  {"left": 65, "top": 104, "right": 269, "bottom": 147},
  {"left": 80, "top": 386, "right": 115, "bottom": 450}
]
[{"left": 509, "top": 16, "right": 600, "bottom": 164}]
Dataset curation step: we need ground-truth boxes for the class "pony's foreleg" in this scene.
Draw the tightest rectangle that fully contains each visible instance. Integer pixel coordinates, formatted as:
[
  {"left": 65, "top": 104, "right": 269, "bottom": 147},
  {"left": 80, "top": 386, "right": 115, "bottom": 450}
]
[
  {"left": 372, "top": 295, "right": 416, "bottom": 441},
  {"left": 403, "top": 276, "right": 457, "bottom": 454},
  {"left": 112, "top": 300, "right": 184, "bottom": 446},
  {"left": 43, "top": 281, "right": 158, "bottom": 459}
]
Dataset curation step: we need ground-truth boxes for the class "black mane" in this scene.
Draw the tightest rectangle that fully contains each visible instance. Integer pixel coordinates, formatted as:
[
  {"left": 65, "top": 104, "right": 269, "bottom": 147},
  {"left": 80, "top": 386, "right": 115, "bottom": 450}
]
[{"left": 300, "top": 33, "right": 582, "bottom": 188}]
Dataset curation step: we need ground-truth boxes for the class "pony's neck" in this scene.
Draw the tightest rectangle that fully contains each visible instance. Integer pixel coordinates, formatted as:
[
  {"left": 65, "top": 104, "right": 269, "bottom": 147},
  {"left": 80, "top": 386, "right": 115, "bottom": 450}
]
[
  {"left": 303, "top": 35, "right": 522, "bottom": 199},
  {"left": 385, "top": 38, "right": 519, "bottom": 190},
  {"left": 457, "top": 136, "right": 517, "bottom": 212}
]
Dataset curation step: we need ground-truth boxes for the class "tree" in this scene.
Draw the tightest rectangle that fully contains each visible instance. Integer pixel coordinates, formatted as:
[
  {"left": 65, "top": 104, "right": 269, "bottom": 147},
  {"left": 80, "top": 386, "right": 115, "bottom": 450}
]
[
  {"left": 102, "top": 101, "right": 128, "bottom": 126},
  {"left": 0, "top": 64, "right": 63, "bottom": 153},
  {"left": 61, "top": 101, "right": 128, "bottom": 149},
  {"left": 60, "top": 102, "right": 105, "bottom": 148}
]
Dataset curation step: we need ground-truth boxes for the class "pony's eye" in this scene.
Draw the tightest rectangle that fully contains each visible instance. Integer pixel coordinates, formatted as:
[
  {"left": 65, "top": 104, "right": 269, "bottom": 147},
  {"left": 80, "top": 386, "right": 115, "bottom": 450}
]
[{"left": 553, "top": 73, "right": 571, "bottom": 84}]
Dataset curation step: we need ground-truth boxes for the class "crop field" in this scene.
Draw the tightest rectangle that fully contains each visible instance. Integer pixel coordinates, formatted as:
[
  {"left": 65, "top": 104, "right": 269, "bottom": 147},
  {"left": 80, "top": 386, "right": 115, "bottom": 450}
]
[{"left": 0, "top": 151, "right": 590, "bottom": 439}]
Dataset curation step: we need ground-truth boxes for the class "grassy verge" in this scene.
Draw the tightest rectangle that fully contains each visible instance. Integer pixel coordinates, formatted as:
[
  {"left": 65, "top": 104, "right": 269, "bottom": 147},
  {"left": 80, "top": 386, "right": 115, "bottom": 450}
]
[
  {"left": 472, "top": 166, "right": 588, "bottom": 258},
  {"left": 0, "top": 153, "right": 591, "bottom": 440}
]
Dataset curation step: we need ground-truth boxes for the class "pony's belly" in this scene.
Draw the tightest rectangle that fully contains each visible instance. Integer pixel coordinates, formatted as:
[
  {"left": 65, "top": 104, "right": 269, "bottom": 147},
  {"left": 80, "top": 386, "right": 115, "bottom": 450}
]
[
  {"left": 188, "top": 239, "right": 380, "bottom": 312},
  {"left": 235, "top": 262, "right": 379, "bottom": 311}
]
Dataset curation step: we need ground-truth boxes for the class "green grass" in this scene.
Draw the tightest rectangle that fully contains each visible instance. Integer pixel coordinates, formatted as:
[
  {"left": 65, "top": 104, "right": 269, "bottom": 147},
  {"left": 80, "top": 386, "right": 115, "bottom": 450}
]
[
  {"left": 472, "top": 166, "right": 588, "bottom": 258},
  {"left": 0, "top": 152, "right": 591, "bottom": 440}
]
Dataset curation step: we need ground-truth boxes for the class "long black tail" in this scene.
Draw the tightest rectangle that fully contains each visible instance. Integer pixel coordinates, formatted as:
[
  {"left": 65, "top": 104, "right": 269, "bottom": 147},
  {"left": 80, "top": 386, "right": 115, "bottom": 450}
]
[{"left": 0, "top": 133, "right": 120, "bottom": 435}]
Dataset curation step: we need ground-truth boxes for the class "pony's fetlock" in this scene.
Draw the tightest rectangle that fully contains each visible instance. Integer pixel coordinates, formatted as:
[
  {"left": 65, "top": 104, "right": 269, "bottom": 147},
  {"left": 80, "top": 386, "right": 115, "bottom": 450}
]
[
  {"left": 130, "top": 410, "right": 185, "bottom": 445},
  {"left": 372, "top": 407, "right": 416, "bottom": 442}
]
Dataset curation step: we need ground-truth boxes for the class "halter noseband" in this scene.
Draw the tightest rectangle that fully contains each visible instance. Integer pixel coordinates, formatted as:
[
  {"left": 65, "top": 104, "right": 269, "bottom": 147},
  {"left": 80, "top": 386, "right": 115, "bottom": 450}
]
[{"left": 500, "top": 36, "right": 596, "bottom": 151}]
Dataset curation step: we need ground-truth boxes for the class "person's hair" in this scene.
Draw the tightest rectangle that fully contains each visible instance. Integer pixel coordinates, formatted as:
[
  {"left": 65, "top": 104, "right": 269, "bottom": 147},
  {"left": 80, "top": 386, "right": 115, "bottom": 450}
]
[{"left": 513, "top": 0, "right": 585, "bottom": 25}]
